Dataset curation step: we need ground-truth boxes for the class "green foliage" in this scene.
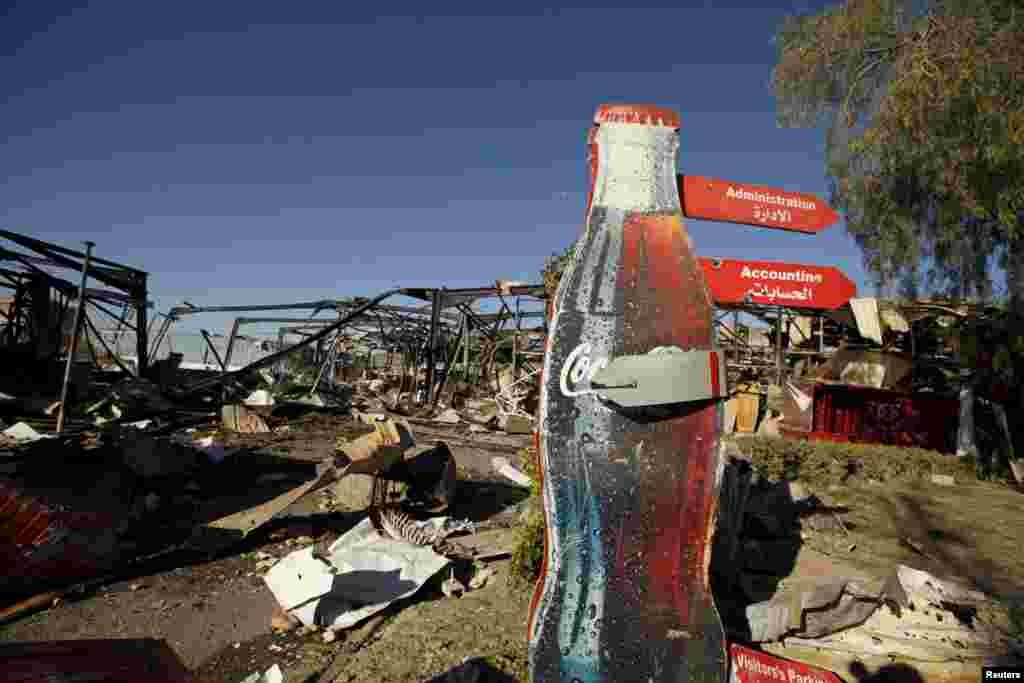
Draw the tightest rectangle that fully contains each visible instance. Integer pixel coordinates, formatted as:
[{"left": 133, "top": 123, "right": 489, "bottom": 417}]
[
  {"left": 511, "top": 510, "right": 546, "bottom": 585},
  {"left": 542, "top": 243, "right": 577, "bottom": 300},
  {"left": 772, "top": 0, "right": 1024, "bottom": 305},
  {"left": 1010, "top": 602, "right": 1024, "bottom": 641},
  {"left": 510, "top": 446, "right": 545, "bottom": 584}
]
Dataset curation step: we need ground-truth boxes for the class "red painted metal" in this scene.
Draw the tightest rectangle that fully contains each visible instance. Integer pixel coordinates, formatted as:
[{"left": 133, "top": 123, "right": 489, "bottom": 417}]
[
  {"left": 594, "top": 103, "right": 682, "bottom": 127},
  {"left": 729, "top": 643, "right": 842, "bottom": 683},
  {"left": 0, "top": 639, "right": 194, "bottom": 682},
  {"left": 804, "top": 383, "right": 959, "bottom": 453},
  {"left": 709, "top": 350, "right": 721, "bottom": 397},
  {"left": 0, "top": 479, "right": 119, "bottom": 598},
  {"left": 680, "top": 175, "right": 840, "bottom": 234},
  {"left": 698, "top": 257, "right": 856, "bottom": 310}
]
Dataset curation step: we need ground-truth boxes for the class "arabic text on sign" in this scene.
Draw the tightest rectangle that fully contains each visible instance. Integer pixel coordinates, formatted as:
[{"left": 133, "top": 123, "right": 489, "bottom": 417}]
[
  {"left": 747, "top": 284, "right": 814, "bottom": 302},
  {"left": 753, "top": 205, "right": 793, "bottom": 224}
]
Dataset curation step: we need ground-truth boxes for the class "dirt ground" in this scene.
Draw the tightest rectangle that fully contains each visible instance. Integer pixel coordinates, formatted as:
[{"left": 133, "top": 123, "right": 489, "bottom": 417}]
[
  {"left": 2, "top": 415, "right": 1023, "bottom": 682},
  {"left": 1, "top": 413, "right": 535, "bottom": 682}
]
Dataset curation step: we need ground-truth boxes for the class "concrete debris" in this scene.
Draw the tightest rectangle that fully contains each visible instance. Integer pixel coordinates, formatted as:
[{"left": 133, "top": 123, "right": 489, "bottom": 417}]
[
  {"left": 930, "top": 473, "right": 955, "bottom": 486},
  {"left": 499, "top": 414, "right": 533, "bottom": 434},
  {"left": 468, "top": 564, "right": 495, "bottom": 590},
  {"left": 1012, "top": 460, "right": 1024, "bottom": 486},
  {"left": 240, "top": 663, "right": 285, "bottom": 683},
  {"left": 223, "top": 404, "right": 271, "bottom": 433},
  {"left": 491, "top": 456, "right": 532, "bottom": 489},
  {"left": 243, "top": 389, "right": 276, "bottom": 407},
  {"left": 263, "top": 517, "right": 449, "bottom": 630},
  {"left": 468, "top": 424, "right": 488, "bottom": 433},
  {"left": 1, "top": 422, "right": 48, "bottom": 444},
  {"left": 328, "top": 417, "right": 416, "bottom": 477},
  {"left": 756, "top": 412, "right": 781, "bottom": 436},
  {"left": 496, "top": 368, "right": 516, "bottom": 394},
  {"left": 746, "top": 573, "right": 899, "bottom": 642},
  {"left": 771, "top": 565, "right": 1024, "bottom": 663},
  {"left": 352, "top": 411, "right": 387, "bottom": 425},
  {"left": 849, "top": 297, "right": 884, "bottom": 345},
  {"left": 434, "top": 408, "right": 462, "bottom": 424}
]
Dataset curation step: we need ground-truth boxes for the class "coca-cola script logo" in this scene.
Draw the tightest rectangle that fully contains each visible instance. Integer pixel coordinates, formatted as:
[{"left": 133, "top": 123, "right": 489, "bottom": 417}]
[{"left": 559, "top": 342, "right": 609, "bottom": 398}]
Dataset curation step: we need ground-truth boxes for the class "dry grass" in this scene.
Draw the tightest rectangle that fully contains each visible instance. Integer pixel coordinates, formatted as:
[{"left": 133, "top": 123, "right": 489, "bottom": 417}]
[{"left": 731, "top": 435, "right": 1009, "bottom": 490}]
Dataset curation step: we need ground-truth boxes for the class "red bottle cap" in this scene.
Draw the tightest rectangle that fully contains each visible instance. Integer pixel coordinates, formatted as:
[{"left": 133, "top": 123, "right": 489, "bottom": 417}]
[{"left": 593, "top": 104, "right": 681, "bottom": 128}]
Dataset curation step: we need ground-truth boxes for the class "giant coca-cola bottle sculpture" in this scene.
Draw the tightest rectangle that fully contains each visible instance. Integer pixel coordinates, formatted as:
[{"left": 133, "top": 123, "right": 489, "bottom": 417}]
[{"left": 528, "top": 104, "right": 728, "bottom": 682}]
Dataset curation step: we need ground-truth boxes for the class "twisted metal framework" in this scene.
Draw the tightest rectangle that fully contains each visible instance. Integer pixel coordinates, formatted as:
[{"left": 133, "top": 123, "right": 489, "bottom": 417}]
[
  {"left": 169, "top": 284, "right": 549, "bottom": 407},
  {"left": 0, "top": 230, "right": 151, "bottom": 376}
]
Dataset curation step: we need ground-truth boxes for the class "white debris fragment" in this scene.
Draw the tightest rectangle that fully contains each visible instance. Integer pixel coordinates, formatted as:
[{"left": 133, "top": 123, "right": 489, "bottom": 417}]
[
  {"left": 240, "top": 663, "right": 285, "bottom": 683},
  {"left": 491, "top": 456, "right": 533, "bottom": 488},
  {"left": 244, "top": 389, "right": 276, "bottom": 407},
  {"left": 263, "top": 518, "right": 449, "bottom": 631},
  {"left": 468, "top": 565, "right": 496, "bottom": 590},
  {"left": 2, "top": 422, "right": 47, "bottom": 444}
]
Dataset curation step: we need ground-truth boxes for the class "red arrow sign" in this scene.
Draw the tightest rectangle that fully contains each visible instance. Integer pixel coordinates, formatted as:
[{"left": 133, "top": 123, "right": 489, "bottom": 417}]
[
  {"left": 698, "top": 257, "right": 856, "bottom": 310},
  {"left": 679, "top": 175, "right": 840, "bottom": 234},
  {"left": 730, "top": 644, "right": 842, "bottom": 683}
]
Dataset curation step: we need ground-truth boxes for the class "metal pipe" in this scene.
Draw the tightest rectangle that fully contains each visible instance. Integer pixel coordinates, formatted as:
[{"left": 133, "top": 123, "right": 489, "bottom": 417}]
[
  {"left": 148, "top": 315, "right": 174, "bottom": 362},
  {"left": 200, "top": 330, "right": 228, "bottom": 372},
  {"left": 462, "top": 313, "right": 470, "bottom": 374},
  {"left": 179, "top": 289, "right": 407, "bottom": 395},
  {"left": 424, "top": 288, "right": 442, "bottom": 404},
  {"left": 83, "top": 313, "right": 136, "bottom": 377},
  {"left": 57, "top": 241, "right": 95, "bottom": 434},
  {"left": 134, "top": 291, "right": 148, "bottom": 377},
  {"left": 222, "top": 318, "right": 243, "bottom": 371},
  {"left": 775, "top": 305, "right": 784, "bottom": 387}
]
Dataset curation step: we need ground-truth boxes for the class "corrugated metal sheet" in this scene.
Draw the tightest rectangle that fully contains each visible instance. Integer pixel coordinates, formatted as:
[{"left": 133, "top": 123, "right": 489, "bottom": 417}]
[
  {"left": 0, "top": 479, "right": 118, "bottom": 596},
  {"left": 0, "top": 639, "right": 194, "bottom": 682},
  {"left": 809, "top": 383, "right": 958, "bottom": 453}
]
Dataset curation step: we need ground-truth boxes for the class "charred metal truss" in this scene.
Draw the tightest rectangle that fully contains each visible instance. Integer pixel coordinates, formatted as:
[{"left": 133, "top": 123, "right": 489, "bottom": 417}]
[
  {"left": 168, "top": 284, "right": 548, "bottom": 407},
  {"left": 0, "top": 230, "right": 151, "bottom": 376},
  {"left": 712, "top": 301, "right": 853, "bottom": 388}
]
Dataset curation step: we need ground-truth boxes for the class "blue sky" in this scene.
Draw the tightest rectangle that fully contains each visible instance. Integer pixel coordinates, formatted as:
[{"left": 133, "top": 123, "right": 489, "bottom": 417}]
[{"left": 1, "top": 0, "right": 868, "bottom": 336}]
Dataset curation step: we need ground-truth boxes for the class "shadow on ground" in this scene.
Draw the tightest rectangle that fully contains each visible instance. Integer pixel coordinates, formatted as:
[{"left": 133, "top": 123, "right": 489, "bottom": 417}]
[
  {"left": 849, "top": 660, "right": 924, "bottom": 683},
  {"left": 446, "top": 480, "right": 531, "bottom": 523},
  {"left": 421, "top": 656, "right": 520, "bottom": 682}
]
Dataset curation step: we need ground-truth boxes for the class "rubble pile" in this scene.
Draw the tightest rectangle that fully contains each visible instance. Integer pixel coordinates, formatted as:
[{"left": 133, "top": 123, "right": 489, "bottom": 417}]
[{"left": 713, "top": 442, "right": 1024, "bottom": 675}]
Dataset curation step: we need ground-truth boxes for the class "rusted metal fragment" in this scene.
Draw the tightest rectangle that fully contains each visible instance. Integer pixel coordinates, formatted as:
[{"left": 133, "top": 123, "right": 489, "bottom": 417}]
[{"left": 0, "top": 479, "right": 120, "bottom": 599}]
